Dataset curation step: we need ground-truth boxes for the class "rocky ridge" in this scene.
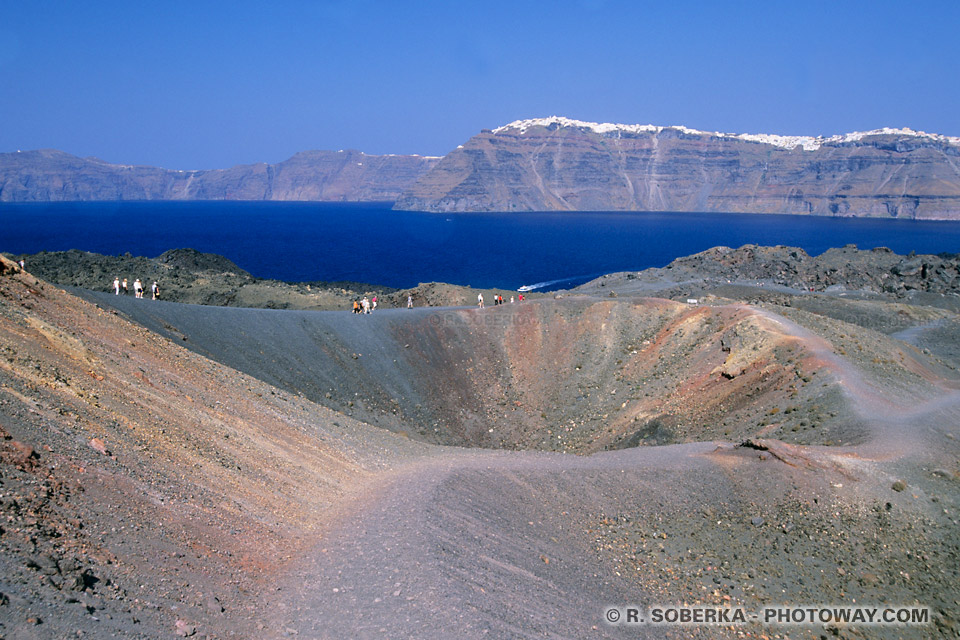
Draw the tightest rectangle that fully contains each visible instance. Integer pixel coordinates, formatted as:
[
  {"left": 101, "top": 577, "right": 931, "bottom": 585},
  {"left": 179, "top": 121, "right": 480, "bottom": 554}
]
[
  {"left": 575, "top": 244, "right": 960, "bottom": 300},
  {"left": 12, "top": 244, "right": 960, "bottom": 316}
]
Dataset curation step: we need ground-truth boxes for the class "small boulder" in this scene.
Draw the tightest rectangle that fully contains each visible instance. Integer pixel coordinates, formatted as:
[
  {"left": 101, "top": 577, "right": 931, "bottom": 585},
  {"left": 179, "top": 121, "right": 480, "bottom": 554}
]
[
  {"left": 0, "top": 256, "right": 22, "bottom": 276},
  {"left": 174, "top": 619, "right": 197, "bottom": 637},
  {"left": 8, "top": 440, "right": 39, "bottom": 468},
  {"left": 88, "top": 438, "right": 109, "bottom": 456}
]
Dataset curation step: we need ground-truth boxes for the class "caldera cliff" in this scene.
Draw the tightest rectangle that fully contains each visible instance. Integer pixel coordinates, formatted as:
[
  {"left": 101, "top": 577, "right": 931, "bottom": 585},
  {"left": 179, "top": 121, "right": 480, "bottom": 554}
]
[{"left": 393, "top": 117, "right": 960, "bottom": 220}]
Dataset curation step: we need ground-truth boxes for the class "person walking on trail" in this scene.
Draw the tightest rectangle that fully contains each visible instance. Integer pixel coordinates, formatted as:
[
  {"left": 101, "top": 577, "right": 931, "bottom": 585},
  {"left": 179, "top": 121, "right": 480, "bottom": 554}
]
[
  {"left": 361, "top": 296, "right": 370, "bottom": 314},
  {"left": 122, "top": 278, "right": 129, "bottom": 295},
  {"left": 478, "top": 293, "right": 484, "bottom": 309},
  {"left": 151, "top": 281, "right": 160, "bottom": 300},
  {"left": 372, "top": 296, "right": 378, "bottom": 312},
  {"left": 353, "top": 299, "right": 360, "bottom": 314},
  {"left": 113, "top": 278, "right": 120, "bottom": 295},
  {"left": 134, "top": 279, "right": 144, "bottom": 298},
  {"left": 407, "top": 295, "right": 413, "bottom": 309}
]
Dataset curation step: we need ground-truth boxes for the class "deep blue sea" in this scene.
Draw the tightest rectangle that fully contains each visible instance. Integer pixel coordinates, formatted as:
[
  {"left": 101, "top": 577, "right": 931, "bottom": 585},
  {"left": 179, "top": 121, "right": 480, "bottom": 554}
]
[{"left": 3, "top": 201, "right": 960, "bottom": 291}]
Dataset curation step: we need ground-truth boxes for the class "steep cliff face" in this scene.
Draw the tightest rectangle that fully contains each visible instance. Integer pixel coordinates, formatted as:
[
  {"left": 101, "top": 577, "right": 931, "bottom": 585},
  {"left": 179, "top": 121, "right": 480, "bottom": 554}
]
[
  {"left": 394, "top": 117, "right": 960, "bottom": 219},
  {"left": 0, "top": 149, "right": 439, "bottom": 202}
]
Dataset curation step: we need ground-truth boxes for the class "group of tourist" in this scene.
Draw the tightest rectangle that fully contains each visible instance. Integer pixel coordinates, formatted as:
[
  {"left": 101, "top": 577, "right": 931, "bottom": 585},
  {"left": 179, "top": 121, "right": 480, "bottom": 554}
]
[
  {"left": 477, "top": 292, "right": 523, "bottom": 308},
  {"left": 352, "top": 294, "right": 417, "bottom": 313},
  {"left": 352, "top": 295, "right": 378, "bottom": 314},
  {"left": 113, "top": 277, "right": 160, "bottom": 300},
  {"left": 348, "top": 291, "right": 529, "bottom": 313}
]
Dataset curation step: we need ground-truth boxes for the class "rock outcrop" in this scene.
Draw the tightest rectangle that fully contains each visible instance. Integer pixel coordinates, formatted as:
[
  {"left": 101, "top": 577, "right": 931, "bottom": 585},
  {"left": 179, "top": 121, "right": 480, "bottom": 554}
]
[
  {"left": 0, "top": 148, "right": 439, "bottom": 202},
  {"left": 639, "top": 244, "right": 960, "bottom": 296},
  {"left": 394, "top": 117, "right": 960, "bottom": 219}
]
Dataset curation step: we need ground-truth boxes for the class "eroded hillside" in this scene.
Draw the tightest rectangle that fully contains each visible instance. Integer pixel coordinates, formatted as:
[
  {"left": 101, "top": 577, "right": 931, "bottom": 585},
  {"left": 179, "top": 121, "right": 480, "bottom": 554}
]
[{"left": 0, "top": 256, "right": 425, "bottom": 638}]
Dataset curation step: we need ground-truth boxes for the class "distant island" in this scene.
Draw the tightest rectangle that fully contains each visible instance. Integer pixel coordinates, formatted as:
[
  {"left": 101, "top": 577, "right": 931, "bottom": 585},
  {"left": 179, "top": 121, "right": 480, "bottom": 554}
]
[
  {"left": 4, "top": 116, "right": 960, "bottom": 220},
  {"left": 395, "top": 117, "right": 960, "bottom": 219},
  {"left": 0, "top": 148, "right": 439, "bottom": 202}
]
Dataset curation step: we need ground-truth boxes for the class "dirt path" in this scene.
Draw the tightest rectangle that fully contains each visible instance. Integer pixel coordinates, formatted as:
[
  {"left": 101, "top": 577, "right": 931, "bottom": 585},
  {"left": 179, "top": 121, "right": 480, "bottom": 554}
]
[
  {"left": 749, "top": 305, "right": 960, "bottom": 460},
  {"left": 253, "top": 304, "right": 960, "bottom": 639},
  {"left": 891, "top": 317, "right": 950, "bottom": 346},
  {"left": 260, "top": 444, "right": 720, "bottom": 639}
]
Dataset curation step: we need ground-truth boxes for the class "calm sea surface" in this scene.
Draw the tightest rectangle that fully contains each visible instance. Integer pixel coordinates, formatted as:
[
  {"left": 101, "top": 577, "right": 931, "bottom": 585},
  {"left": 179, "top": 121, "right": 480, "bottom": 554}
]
[{"left": 3, "top": 201, "right": 960, "bottom": 291}]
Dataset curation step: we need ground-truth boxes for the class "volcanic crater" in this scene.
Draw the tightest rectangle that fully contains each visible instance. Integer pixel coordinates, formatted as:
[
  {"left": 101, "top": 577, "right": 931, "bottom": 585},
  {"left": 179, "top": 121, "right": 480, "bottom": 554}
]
[
  {"left": 1, "top": 254, "right": 958, "bottom": 639},
  {"left": 83, "top": 293, "right": 872, "bottom": 454}
]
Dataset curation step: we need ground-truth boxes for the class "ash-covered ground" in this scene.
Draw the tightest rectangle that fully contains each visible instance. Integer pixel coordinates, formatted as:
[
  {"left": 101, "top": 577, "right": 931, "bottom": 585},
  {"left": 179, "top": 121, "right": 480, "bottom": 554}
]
[{"left": 0, "top": 246, "right": 958, "bottom": 639}]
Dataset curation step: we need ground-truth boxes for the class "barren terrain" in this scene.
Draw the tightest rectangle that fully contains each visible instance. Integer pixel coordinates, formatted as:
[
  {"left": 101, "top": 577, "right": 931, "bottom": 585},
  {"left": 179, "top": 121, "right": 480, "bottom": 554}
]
[{"left": 0, "top": 251, "right": 958, "bottom": 639}]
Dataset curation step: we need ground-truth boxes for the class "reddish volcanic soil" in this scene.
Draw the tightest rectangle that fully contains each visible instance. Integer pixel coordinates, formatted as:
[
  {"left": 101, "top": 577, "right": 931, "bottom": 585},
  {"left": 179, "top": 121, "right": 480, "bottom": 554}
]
[{"left": 1, "top": 255, "right": 959, "bottom": 639}]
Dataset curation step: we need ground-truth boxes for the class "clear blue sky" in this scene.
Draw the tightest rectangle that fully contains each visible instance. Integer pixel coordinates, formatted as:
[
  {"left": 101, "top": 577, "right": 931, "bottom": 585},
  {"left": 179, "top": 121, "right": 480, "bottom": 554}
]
[{"left": 2, "top": 0, "right": 958, "bottom": 169}]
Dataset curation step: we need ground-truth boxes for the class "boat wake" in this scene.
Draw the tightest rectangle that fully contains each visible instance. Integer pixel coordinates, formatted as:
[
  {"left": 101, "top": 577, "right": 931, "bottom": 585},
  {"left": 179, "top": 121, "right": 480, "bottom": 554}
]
[{"left": 517, "top": 274, "right": 599, "bottom": 292}]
